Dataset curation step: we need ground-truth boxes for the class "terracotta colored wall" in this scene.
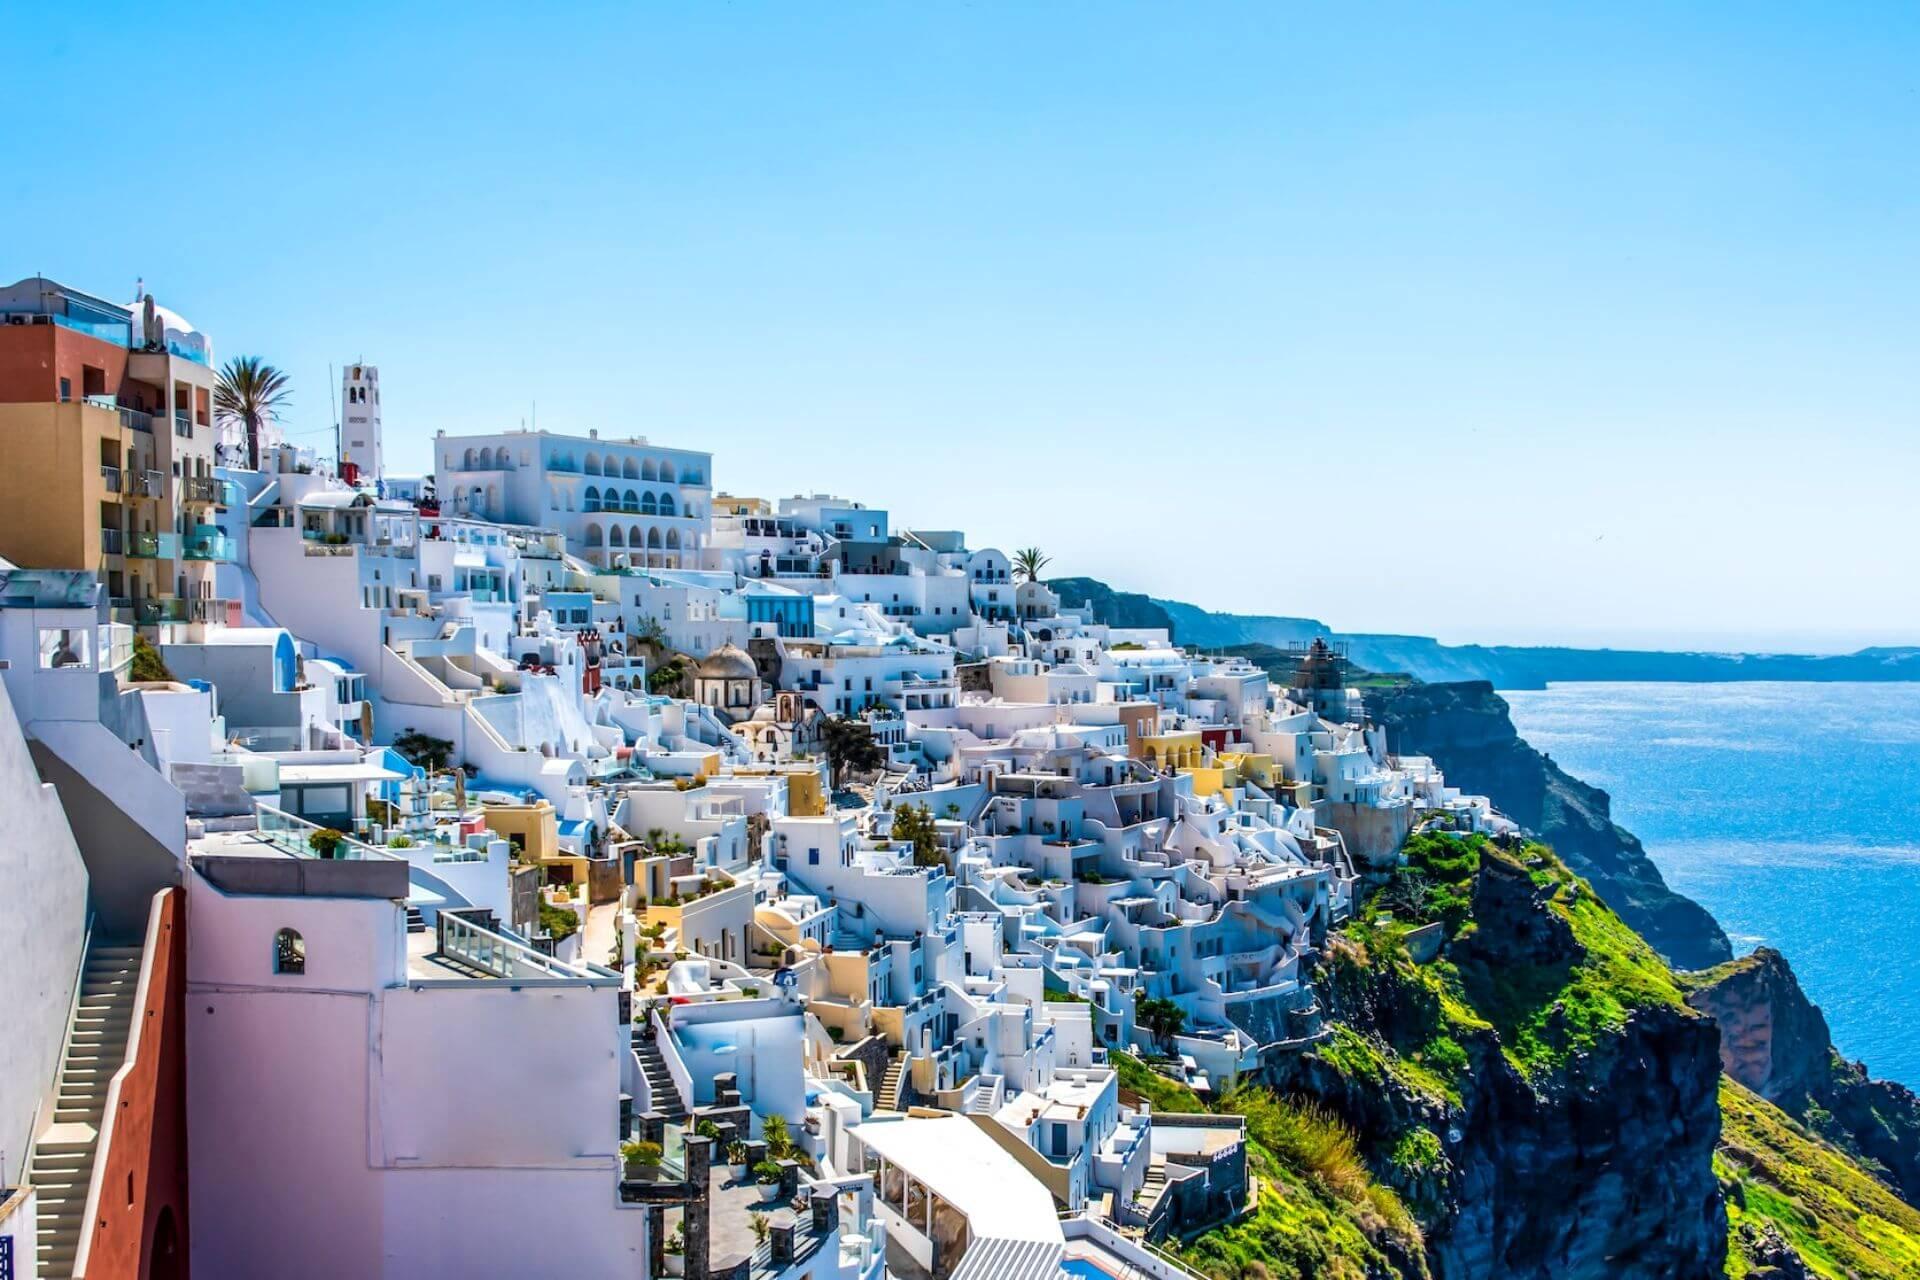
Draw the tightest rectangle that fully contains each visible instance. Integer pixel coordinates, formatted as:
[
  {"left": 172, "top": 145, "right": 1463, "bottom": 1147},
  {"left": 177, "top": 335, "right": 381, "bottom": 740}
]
[
  {"left": 83, "top": 887, "right": 190, "bottom": 1280},
  {"left": 0, "top": 325, "right": 129, "bottom": 404}
]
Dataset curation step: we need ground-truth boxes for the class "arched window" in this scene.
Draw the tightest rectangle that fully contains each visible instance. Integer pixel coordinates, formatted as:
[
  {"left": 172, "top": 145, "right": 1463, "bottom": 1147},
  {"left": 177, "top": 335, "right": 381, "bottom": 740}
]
[
  {"left": 665, "top": 528, "right": 681, "bottom": 549},
  {"left": 629, "top": 525, "right": 644, "bottom": 550},
  {"left": 660, "top": 460, "right": 677, "bottom": 484},
  {"left": 478, "top": 447, "right": 494, "bottom": 469},
  {"left": 274, "top": 927, "right": 306, "bottom": 975},
  {"left": 584, "top": 452, "right": 602, "bottom": 476},
  {"left": 658, "top": 492, "right": 676, "bottom": 517},
  {"left": 621, "top": 488, "right": 639, "bottom": 512},
  {"left": 647, "top": 527, "right": 663, "bottom": 549},
  {"left": 462, "top": 448, "right": 477, "bottom": 469},
  {"left": 584, "top": 524, "right": 604, "bottom": 548},
  {"left": 641, "top": 458, "right": 658, "bottom": 482},
  {"left": 622, "top": 457, "right": 640, "bottom": 480},
  {"left": 583, "top": 485, "right": 600, "bottom": 512},
  {"left": 608, "top": 525, "right": 625, "bottom": 547},
  {"left": 639, "top": 490, "right": 658, "bottom": 515}
]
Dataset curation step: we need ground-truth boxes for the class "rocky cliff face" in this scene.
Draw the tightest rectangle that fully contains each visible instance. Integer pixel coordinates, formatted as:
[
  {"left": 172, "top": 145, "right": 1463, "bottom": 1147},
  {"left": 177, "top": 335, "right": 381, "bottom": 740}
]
[
  {"left": 1268, "top": 833, "right": 1727, "bottom": 1279},
  {"left": 1366, "top": 680, "right": 1731, "bottom": 970},
  {"left": 1686, "top": 947, "right": 1920, "bottom": 1206}
]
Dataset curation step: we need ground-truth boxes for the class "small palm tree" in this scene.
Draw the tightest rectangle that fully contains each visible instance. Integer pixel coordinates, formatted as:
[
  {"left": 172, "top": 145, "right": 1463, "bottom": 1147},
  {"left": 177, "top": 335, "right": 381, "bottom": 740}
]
[
  {"left": 1012, "top": 547, "right": 1052, "bottom": 583},
  {"left": 214, "top": 356, "right": 292, "bottom": 471}
]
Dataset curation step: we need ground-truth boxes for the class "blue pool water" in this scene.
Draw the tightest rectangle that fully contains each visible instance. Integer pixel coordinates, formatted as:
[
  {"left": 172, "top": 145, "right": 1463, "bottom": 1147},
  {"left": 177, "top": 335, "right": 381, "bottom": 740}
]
[
  {"left": 1059, "top": 1259, "right": 1122, "bottom": 1280},
  {"left": 1503, "top": 681, "right": 1920, "bottom": 1089}
]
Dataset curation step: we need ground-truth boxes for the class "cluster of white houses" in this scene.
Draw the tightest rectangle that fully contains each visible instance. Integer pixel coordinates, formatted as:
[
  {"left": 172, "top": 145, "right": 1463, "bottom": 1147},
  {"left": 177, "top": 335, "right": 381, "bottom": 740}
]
[{"left": 0, "top": 293, "right": 1516, "bottom": 1280}]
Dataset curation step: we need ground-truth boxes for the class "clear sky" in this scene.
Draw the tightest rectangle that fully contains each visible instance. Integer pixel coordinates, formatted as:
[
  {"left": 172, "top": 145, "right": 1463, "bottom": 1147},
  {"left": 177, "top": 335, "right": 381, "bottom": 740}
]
[{"left": 7, "top": 3, "right": 1917, "bottom": 652}]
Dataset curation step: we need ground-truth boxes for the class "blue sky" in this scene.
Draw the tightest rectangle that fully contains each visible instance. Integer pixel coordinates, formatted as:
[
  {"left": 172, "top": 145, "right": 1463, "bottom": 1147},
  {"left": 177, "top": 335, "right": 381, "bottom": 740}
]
[{"left": 7, "top": 3, "right": 1917, "bottom": 651}]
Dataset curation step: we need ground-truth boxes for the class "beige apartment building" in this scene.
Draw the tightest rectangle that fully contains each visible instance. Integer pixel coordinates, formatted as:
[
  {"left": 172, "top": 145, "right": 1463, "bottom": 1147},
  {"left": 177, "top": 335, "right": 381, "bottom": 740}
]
[{"left": 0, "top": 277, "right": 232, "bottom": 625}]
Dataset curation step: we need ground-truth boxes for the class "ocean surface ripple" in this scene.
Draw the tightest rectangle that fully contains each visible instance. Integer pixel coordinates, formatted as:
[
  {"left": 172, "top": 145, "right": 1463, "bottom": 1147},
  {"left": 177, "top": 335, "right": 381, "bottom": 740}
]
[{"left": 1504, "top": 680, "right": 1920, "bottom": 1089}]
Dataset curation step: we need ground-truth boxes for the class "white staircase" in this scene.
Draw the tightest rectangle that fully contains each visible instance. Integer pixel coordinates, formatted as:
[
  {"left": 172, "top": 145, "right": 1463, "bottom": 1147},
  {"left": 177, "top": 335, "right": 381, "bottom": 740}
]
[
  {"left": 879, "top": 1051, "right": 907, "bottom": 1111},
  {"left": 1136, "top": 1162, "right": 1170, "bottom": 1218},
  {"left": 30, "top": 940, "right": 144, "bottom": 1280}
]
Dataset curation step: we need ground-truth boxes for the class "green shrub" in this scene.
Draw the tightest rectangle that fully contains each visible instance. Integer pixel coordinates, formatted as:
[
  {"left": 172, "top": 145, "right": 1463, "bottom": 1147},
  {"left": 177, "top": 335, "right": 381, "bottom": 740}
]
[
  {"left": 538, "top": 900, "right": 580, "bottom": 943},
  {"left": 130, "top": 634, "right": 173, "bottom": 683}
]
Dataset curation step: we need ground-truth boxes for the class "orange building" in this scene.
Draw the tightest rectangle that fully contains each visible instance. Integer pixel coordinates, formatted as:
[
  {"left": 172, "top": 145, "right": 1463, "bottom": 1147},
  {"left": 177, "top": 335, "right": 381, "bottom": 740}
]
[{"left": 0, "top": 277, "right": 227, "bottom": 628}]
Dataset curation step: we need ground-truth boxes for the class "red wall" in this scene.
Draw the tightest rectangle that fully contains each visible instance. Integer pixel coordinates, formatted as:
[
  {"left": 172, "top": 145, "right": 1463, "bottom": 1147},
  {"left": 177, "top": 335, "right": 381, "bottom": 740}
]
[
  {"left": 0, "top": 325, "right": 130, "bottom": 404},
  {"left": 84, "top": 887, "right": 190, "bottom": 1280}
]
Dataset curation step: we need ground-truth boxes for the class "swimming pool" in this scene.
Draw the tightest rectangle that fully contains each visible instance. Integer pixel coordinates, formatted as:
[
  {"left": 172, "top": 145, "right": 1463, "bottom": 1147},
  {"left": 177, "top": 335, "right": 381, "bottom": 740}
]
[{"left": 1059, "top": 1257, "right": 1125, "bottom": 1279}]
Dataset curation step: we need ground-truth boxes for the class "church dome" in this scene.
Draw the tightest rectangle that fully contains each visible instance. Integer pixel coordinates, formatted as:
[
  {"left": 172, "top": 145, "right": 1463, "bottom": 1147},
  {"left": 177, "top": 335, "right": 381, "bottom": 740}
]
[{"left": 697, "top": 643, "right": 757, "bottom": 680}]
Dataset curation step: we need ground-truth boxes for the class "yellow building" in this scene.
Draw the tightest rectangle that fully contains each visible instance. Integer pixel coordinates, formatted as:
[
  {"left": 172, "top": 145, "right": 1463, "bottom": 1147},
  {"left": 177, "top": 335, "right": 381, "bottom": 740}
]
[
  {"left": 482, "top": 800, "right": 592, "bottom": 889},
  {"left": 731, "top": 762, "right": 828, "bottom": 817},
  {"left": 1136, "top": 729, "right": 1203, "bottom": 772}
]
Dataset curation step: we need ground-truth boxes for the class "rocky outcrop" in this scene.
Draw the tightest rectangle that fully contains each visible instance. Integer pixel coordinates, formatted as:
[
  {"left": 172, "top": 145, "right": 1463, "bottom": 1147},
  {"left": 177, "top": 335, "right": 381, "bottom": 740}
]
[
  {"left": 1682, "top": 948, "right": 1832, "bottom": 1106},
  {"left": 1367, "top": 680, "right": 1731, "bottom": 970},
  {"left": 1687, "top": 947, "right": 1920, "bottom": 1205},
  {"left": 1274, "top": 838, "right": 1727, "bottom": 1278}
]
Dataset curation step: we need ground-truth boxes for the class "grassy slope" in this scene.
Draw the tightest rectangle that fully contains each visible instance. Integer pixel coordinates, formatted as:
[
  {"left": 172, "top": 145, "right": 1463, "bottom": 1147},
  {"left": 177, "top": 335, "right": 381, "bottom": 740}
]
[
  {"left": 1112, "top": 1052, "right": 1427, "bottom": 1279},
  {"left": 1336, "top": 831, "right": 1920, "bottom": 1279},
  {"left": 1720, "top": 1078, "right": 1920, "bottom": 1280}
]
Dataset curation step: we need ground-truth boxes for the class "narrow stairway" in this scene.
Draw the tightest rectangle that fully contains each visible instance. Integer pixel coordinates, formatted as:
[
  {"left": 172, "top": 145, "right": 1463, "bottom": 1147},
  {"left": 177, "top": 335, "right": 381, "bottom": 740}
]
[
  {"left": 879, "top": 1051, "right": 907, "bottom": 1111},
  {"left": 632, "top": 1033, "right": 689, "bottom": 1124},
  {"left": 31, "top": 940, "right": 145, "bottom": 1280},
  {"left": 1135, "top": 1162, "right": 1170, "bottom": 1218}
]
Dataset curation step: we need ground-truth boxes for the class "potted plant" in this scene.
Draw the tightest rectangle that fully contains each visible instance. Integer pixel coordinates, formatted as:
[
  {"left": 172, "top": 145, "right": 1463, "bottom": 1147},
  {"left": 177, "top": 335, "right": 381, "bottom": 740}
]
[
  {"left": 621, "top": 1138, "right": 664, "bottom": 1181},
  {"left": 762, "top": 1113, "right": 793, "bottom": 1161},
  {"left": 307, "top": 827, "right": 346, "bottom": 859},
  {"left": 663, "top": 1227, "right": 686, "bottom": 1277},
  {"left": 751, "top": 1213, "right": 772, "bottom": 1247},
  {"left": 727, "top": 1140, "right": 751, "bottom": 1182},
  {"left": 753, "top": 1158, "right": 785, "bottom": 1203}
]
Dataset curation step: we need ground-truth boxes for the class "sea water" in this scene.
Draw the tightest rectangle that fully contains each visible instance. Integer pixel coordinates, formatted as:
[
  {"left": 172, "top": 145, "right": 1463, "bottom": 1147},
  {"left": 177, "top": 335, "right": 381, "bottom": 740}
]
[{"left": 1503, "top": 681, "right": 1920, "bottom": 1089}]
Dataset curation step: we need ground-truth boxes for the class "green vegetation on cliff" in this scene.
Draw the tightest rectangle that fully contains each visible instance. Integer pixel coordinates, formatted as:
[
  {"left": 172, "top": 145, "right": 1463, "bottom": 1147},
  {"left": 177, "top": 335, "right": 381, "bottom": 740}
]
[
  {"left": 1172, "top": 827, "right": 1920, "bottom": 1277},
  {"left": 1355, "top": 830, "right": 1685, "bottom": 1079},
  {"left": 1720, "top": 1077, "right": 1920, "bottom": 1279},
  {"left": 1112, "top": 1052, "right": 1424, "bottom": 1279}
]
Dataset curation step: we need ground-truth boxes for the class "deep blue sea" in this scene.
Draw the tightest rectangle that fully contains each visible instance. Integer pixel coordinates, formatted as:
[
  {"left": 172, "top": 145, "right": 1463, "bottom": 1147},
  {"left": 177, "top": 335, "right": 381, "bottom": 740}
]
[{"left": 1502, "top": 681, "right": 1920, "bottom": 1090}]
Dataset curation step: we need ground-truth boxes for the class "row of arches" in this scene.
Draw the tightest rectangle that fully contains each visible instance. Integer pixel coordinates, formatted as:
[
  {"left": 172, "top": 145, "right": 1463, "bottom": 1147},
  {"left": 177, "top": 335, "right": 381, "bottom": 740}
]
[
  {"left": 583, "top": 523, "right": 692, "bottom": 550},
  {"left": 580, "top": 453, "right": 703, "bottom": 485},
  {"left": 461, "top": 447, "right": 517, "bottom": 471},
  {"left": 583, "top": 486, "right": 679, "bottom": 516}
]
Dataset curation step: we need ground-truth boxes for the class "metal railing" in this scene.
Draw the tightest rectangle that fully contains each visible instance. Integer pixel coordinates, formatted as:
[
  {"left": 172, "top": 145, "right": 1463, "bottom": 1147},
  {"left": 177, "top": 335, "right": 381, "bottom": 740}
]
[
  {"left": 132, "top": 597, "right": 187, "bottom": 625},
  {"left": 437, "top": 910, "right": 598, "bottom": 980},
  {"left": 131, "top": 469, "right": 165, "bottom": 498},
  {"left": 183, "top": 530, "right": 236, "bottom": 561},
  {"left": 256, "top": 804, "right": 399, "bottom": 861},
  {"left": 117, "top": 406, "right": 155, "bottom": 434},
  {"left": 99, "top": 526, "right": 125, "bottom": 555},
  {"left": 173, "top": 411, "right": 194, "bottom": 438},
  {"left": 127, "top": 531, "right": 179, "bottom": 559},
  {"left": 100, "top": 464, "right": 122, "bottom": 493},
  {"left": 183, "top": 475, "right": 233, "bottom": 505}
]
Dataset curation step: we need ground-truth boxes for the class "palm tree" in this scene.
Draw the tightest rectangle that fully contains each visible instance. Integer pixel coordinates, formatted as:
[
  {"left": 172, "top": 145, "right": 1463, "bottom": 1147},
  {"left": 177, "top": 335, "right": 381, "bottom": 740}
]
[
  {"left": 214, "top": 356, "right": 292, "bottom": 471},
  {"left": 1012, "top": 547, "right": 1052, "bottom": 583}
]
